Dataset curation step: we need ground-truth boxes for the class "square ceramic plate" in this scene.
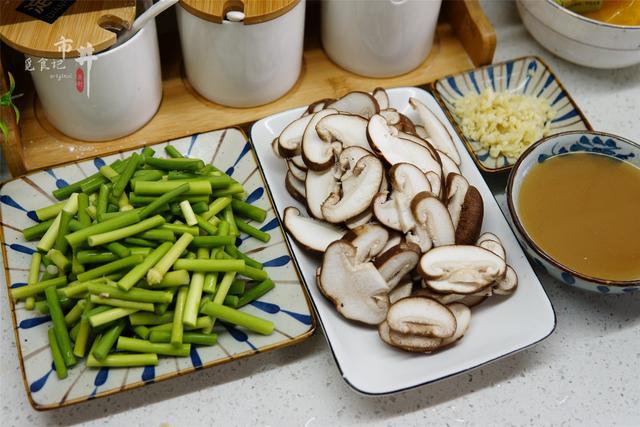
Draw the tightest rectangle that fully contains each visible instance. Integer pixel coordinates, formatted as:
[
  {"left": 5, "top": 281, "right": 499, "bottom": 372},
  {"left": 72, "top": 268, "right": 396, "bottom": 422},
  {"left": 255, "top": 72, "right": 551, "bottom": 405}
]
[
  {"left": 0, "top": 128, "right": 315, "bottom": 410},
  {"left": 433, "top": 56, "right": 592, "bottom": 173},
  {"left": 251, "top": 87, "right": 556, "bottom": 395}
]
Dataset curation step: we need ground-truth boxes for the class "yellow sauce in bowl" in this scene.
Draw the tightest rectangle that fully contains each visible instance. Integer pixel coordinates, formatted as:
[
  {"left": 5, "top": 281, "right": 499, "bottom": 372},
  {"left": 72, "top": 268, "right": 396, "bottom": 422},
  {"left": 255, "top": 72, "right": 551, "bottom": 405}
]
[
  {"left": 518, "top": 152, "right": 640, "bottom": 281},
  {"left": 583, "top": 0, "right": 640, "bottom": 26}
]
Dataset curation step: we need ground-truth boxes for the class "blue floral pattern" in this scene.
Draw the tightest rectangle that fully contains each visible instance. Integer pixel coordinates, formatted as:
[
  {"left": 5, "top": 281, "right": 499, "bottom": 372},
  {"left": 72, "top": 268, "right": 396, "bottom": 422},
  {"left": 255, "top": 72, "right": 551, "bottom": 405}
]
[
  {"left": 434, "top": 56, "right": 591, "bottom": 172},
  {"left": 538, "top": 135, "right": 636, "bottom": 163}
]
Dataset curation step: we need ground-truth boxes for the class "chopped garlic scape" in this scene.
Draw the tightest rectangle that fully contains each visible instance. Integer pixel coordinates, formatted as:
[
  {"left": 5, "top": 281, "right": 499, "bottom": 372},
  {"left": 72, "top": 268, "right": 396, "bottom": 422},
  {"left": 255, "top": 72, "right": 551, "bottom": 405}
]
[{"left": 454, "top": 89, "right": 557, "bottom": 159}]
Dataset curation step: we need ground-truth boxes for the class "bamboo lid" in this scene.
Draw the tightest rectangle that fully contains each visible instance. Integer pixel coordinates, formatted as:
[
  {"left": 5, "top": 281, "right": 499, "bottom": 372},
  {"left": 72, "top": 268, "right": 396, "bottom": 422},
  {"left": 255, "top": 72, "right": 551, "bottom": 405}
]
[
  {"left": 180, "top": 0, "right": 300, "bottom": 25},
  {"left": 0, "top": 0, "right": 136, "bottom": 58}
]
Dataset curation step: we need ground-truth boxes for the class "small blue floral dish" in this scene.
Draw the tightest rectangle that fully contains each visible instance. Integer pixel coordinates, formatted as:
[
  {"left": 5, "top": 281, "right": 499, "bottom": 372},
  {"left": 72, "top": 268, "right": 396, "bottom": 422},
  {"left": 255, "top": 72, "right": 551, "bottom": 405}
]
[
  {"left": 506, "top": 131, "right": 640, "bottom": 294},
  {"left": 433, "top": 56, "right": 592, "bottom": 173}
]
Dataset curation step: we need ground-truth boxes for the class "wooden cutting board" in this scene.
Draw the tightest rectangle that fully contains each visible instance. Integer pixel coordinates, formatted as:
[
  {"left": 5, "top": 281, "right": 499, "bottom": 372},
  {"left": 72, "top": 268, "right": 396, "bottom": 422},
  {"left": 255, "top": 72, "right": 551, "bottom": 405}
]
[{"left": 0, "top": 0, "right": 136, "bottom": 58}]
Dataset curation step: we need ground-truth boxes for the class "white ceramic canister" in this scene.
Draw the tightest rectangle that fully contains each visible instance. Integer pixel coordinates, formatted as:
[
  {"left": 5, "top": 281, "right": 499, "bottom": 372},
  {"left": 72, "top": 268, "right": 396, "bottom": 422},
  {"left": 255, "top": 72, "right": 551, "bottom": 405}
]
[
  {"left": 177, "top": 0, "right": 306, "bottom": 107},
  {"left": 26, "top": 20, "right": 162, "bottom": 141},
  {"left": 322, "top": 0, "right": 443, "bottom": 78}
]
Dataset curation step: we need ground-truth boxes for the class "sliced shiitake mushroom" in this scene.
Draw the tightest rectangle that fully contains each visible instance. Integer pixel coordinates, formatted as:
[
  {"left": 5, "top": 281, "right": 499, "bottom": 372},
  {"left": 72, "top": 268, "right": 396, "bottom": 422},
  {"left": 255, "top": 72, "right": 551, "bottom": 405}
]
[
  {"left": 278, "top": 114, "right": 314, "bottom": 158},
  {"left": 386, "top": 296, "right": 456, "bottom": 338},
  {"left": 413, "top": 287, "right": 489, "bottom": 308},
  {"left": 305, "top": 98, "right": 335, "bottom": 115},
  {"left": 305, "top": 163, "right": 340, "bottom": 220},
  {"left": 315, "top": 114, "right": 371, "bottom": 152},
  {"left": 328, "top": 91, "right": 380, "bottom": 118},
  {"left": 291, "top": 155, "right": 307, "bottom": 171},
  {"left": 446, "top": 174, "right": 483, "bottom": 245},
  {"left": 414, "top": 125, "right": 428, "bottom": 139},
  {"left": 374, "top": 242, "right": 421, "bottom": 289},
  {"left": 343, "top": 223, "right": 389, "bottom": 263},
  {"left": 373, "top": 163, "right": 431, "bottom": 232},
  {"left": 426, "top": 171, "right": 442, "bottom": 200},
  {"left": 367, "top": 115, "right": 442, "bottom": 177},
  {"left": 380, "top": 109, "right": 400, "bottom": 126},
  {"left": 345, "top": 209, "right": 373, "bottom": 229},
  {"left": 283, "top": 206, "right": 345, "bottom": 253},
  {"left": 493, "top": 265, "right": 518, "bottom": 295},
  {"left": 287, "top": 160, "right": 307, "bottom": 182},
  {"left": 389, "top": 277, "right": 413, "bottom": 304},
  {"left": 272, "top": 138, "right": 282, "bottom": 158},
  {"left": 321, "top": 154, "right": 383, "bottom": 224},
  {"left": 411, "top": 192, "right": 456, "bottom": 248},
  {"left": 317, "top": 240, "right": 390, "bottom": 325},
  {"left": 437, "top": 149, "right": 462, "bottom": 181},
  {"left": 478, "top": 239, "right": 506, "bottom": 260},
  {"left": 372, "top": 87, "right": 389, "bottom": 110},
  {"left": 409, "top": 97, "right": 461, "bottom": 165},
  {"left": 285, "top": 171, "right": 306, "bottom": 204},
  {"left": 440, "top": 303, "right": 471, "bottom": 347},
  {"left": 301, "top": 109, "right": 339, "bottom": 171},
  {"left": 380, "top": 230, "right": 403, "bottom": 253},
  {"left": 388, "top": 327, "right": 443, "bottom": 353},
  {"left": 419, "top": 245, "right": 507, "bottom": 294}
]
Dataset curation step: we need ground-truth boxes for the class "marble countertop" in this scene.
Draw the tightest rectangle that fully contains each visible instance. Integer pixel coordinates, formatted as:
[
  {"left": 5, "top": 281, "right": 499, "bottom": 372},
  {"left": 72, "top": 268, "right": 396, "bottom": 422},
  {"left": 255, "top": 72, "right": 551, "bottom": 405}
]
[{"left": 1, "top": 1, "right": 639, "bottom": 426}]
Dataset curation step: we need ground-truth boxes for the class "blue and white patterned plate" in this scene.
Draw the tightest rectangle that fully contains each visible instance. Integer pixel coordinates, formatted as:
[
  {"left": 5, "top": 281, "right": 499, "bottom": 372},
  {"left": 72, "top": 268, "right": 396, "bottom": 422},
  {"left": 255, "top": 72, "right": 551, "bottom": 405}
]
[
  {"left": 0, "top": 128, "right": 315, "bottom": 410},
  {"left": 433, "top": 56, "right": 592, "bottom": 173}
]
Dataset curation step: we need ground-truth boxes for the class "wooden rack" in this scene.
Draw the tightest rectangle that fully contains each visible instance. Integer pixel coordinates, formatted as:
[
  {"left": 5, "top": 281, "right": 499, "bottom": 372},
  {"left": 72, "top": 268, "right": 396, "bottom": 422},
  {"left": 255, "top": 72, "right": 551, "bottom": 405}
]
[{"left": 0, "top": 0, "right": 495, "bottom": 175}]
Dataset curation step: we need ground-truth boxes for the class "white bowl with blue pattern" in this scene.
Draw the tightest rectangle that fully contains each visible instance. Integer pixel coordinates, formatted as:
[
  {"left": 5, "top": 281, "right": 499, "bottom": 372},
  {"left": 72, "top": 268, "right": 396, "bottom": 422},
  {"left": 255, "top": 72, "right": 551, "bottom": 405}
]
[
  {"left": 506, "top": 131, "right": 640, "bottom": 294},
  {"left": 433, "top": 56, "right": 592, "bottom": 173},
  {"left": 0, "top": 128, "right": 315, "bottom": 410}
]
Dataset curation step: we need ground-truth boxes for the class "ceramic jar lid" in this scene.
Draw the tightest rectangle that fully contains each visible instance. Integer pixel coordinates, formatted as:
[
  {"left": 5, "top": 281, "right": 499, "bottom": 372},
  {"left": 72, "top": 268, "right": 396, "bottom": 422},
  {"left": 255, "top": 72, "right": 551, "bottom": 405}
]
[
  {"left": 179, "top": 0, "right": 300, "bottom": 24},
  {"left": 0, "top": 0, "right": 136, "bottom": 58}
]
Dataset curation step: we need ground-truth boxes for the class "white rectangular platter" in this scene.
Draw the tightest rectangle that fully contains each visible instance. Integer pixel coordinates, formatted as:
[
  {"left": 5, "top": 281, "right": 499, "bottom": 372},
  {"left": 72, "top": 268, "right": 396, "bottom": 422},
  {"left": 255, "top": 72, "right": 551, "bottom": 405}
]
[{"left": 251, "top": 86, "right": 556, "bottom": 395}]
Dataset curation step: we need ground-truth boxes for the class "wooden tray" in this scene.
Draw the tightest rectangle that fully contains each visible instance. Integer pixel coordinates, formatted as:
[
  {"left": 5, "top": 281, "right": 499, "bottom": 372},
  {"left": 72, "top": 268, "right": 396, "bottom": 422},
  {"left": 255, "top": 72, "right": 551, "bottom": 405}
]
[{"left": 1, "top": 0, "right": 495, "bottom": 176}]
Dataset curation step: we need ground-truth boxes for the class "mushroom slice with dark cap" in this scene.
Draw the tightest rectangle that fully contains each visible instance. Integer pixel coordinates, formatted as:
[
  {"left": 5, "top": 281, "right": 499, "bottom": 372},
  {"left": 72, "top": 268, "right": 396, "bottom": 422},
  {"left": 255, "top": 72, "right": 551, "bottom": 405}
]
[
  {"left": 493, "top": 265, "right": 518, "bottom": 295},
  {"left": 316, "top": 114, "right": 371, "bottom": 152},
  {"left": 285, "top": 172, "right": 306, "bottom": 204},
  {"left": 383, "top": 323, "right": 444, "bottom": 353},
  {"left": 343, "top": 223, "right": 389, "bottom": 263},
  {"left": 389, "top": 277, "right": 413, "bottom": 304},
  {"left": 414, "top": 125, "right": 428, "bottom": 139},
  {"left": 446, "top": 174, "right": 484, "bottom": 245},
  {"left": 411, "top": 191, "right": 456, "bottom": 248},
  {"left": 367, "top": 115, "right": 442, "bottom": 177},
  {"left": 409, "top": 97, "right": 461, "bottom": 165},
  {"left": 305, "top": 163, "right": 340, "bottom": 220},
  {"left": 304, "top": 98, "right": 335, "bottom": 115},
  {"left": 372, "top": 163, "right": 431, "bottom": 232},
  {"left": 374, "top": 242, "right": 421, "bottom": 289},
  {"left": 440, "top": 303, "right": 471, "bottom": 347},
  {"left": 372, "top": 87, "right": 389, "bottom": 110},
  {"left": 321, "top": 154, "right": 383, "bottom": 224},
  {"left": 413, "top": 287, "right": 490, "bottom": 307},
  {"left": 287, "top": 160, "right": 307, "bottom": 182},
  {"left": 317, "top": 240, "right": 390, "bottom": 325},
  {"left": 277, "top": 114, "right": 315, "bottom": 158},
  {"left": 283, "top": 206, "right": 345, "bottom": 253},
  {"left": 301, "top": 109, "right": 340, "bottom": 171},
  {"left": 419, "top": 245, "right": 507, "bottom": 294},
  {"left": 344, "top": 209, "right": 373, "bottom": 229},
  {"left": 386, "top": 296, "right": 457, "bottom": 339},
  {"left": 328, "top": 91, "right": 380, "bottom": 118}
]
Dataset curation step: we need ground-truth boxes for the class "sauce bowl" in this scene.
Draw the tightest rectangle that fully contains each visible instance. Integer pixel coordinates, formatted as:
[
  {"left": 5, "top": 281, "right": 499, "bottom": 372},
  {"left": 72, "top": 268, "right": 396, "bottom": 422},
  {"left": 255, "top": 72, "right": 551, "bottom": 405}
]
[{"left": 507, "top": 131, "right": 640, "bottom": 294}]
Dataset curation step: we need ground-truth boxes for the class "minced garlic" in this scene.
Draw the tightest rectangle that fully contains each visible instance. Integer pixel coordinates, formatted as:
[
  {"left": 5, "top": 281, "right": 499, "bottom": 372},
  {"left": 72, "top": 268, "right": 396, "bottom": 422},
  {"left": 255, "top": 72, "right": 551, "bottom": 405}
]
[{"left": 453, "top": 89, "right": 557, "bottom": 159}]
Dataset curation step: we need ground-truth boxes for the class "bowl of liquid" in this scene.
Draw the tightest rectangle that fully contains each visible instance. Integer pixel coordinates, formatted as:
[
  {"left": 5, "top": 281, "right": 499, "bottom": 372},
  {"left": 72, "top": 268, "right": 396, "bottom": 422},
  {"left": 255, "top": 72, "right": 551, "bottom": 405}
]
[
  {"left": 517, "top": 0, "right": 640, "bottom": 68},
  {"left": 507, "top": 131, "right": 640, "bottom": 294}
]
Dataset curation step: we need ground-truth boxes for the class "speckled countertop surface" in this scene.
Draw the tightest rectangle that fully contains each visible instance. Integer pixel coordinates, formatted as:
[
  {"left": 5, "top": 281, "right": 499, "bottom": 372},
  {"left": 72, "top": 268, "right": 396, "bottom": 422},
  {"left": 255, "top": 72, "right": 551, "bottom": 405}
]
[{"left": 1, "top": 1, "right": 639, "bottom": 426}]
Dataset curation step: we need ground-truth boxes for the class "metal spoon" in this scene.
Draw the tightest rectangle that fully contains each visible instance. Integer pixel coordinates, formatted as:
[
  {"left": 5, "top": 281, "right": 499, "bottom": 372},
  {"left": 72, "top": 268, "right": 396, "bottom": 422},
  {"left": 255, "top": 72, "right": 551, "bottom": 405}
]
[{"left": 111, "top": 0, "right": 179, "bottom": 48}]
